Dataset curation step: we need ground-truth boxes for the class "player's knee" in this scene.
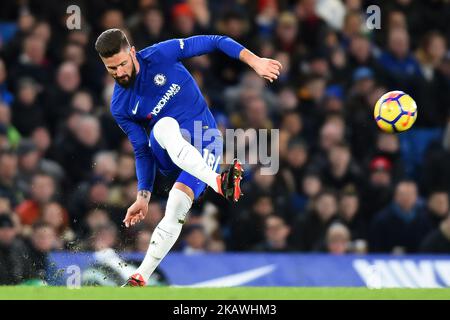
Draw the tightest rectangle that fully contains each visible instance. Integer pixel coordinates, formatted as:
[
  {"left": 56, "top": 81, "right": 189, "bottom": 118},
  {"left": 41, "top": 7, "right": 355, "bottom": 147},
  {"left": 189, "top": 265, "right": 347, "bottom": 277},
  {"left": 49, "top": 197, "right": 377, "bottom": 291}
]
[
  {"left": 152, "top": 117, "right": 180, "bottom": 149},
  {"left": 165, "top": 188, "right": 192, "bottom": 225}
]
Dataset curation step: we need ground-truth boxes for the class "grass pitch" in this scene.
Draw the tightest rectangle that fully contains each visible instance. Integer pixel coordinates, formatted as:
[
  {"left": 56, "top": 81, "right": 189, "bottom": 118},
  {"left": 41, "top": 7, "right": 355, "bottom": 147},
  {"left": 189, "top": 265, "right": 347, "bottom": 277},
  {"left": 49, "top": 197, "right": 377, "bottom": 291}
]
[{"left": 0, "top": 286, "right": 449, "bottom": 300}]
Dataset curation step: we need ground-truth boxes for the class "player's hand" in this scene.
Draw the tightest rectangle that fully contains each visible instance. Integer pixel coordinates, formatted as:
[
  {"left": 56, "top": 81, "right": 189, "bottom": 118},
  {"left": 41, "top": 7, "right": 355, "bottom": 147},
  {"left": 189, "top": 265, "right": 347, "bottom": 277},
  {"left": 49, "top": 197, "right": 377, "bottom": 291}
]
[
  {"left": 123, "top": 199, "right": 148, "bottom": 227},
  {"left": 251, "top": 57, "right": 283, "bottom": 83}
]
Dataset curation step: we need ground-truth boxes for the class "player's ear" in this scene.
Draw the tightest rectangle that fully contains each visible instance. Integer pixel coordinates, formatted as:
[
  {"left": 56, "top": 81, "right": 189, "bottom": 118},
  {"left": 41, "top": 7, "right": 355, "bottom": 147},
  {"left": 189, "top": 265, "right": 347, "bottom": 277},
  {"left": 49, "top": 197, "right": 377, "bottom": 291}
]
[{"left": 130, "top": 46, "right": 136, "bottom": 57}]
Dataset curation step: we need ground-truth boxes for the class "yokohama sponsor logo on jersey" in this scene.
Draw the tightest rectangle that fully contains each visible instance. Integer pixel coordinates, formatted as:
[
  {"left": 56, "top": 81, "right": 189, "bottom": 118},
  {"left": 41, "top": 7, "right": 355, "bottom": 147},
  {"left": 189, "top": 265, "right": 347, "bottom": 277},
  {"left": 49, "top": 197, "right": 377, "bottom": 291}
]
[{"left": 149, "top": 83, "right": 180, "bottom": 118}]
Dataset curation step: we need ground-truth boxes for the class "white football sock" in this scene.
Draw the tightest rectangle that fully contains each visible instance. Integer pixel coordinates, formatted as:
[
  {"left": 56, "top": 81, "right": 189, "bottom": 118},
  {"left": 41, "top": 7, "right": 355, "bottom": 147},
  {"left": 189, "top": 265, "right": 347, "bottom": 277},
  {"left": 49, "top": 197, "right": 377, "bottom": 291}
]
[
  {"left": 152, "top": 117, "right": 220, "bottom": 192},
  {"left": 135, "top": 188, "right": 192, "bottom": 281}
]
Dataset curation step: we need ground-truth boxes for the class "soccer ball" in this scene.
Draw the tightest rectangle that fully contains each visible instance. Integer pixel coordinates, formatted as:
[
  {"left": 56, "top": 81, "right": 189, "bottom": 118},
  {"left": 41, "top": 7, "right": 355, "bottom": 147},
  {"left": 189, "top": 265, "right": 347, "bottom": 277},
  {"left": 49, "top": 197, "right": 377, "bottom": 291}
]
[{"left": 373, "top": 90, "right": 418, "bottom": 133}]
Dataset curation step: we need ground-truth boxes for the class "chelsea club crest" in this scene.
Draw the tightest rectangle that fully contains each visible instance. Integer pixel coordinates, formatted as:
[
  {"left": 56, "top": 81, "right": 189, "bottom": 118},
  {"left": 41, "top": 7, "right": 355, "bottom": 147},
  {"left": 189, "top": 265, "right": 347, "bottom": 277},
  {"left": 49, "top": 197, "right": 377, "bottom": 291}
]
[{"left": 154, "top": 73, "right": 166, "bottom": 86}]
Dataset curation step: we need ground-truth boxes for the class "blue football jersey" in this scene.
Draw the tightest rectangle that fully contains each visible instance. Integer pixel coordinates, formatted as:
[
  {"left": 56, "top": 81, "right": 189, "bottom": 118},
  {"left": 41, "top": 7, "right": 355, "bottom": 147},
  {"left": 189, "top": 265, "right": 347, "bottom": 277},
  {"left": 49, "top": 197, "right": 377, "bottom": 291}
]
[{"left": 110, "top": 35, "right": 245, "bottom": 191}]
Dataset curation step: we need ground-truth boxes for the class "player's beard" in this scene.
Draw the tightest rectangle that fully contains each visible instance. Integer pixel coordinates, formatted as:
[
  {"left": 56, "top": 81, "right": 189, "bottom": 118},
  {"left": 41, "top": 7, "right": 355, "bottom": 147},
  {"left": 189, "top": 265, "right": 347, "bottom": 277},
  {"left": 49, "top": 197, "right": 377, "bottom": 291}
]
[{"left": 114, "top": 56, "right": 137, "bottom": 88}]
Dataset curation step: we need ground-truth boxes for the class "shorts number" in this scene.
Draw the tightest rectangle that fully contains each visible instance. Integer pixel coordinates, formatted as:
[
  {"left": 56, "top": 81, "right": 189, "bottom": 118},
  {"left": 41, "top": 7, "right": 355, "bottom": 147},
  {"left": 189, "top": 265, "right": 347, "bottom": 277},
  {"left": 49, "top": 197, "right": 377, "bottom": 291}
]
[{"left": 203, "top": 149, "right": 220, "bottom": 172}]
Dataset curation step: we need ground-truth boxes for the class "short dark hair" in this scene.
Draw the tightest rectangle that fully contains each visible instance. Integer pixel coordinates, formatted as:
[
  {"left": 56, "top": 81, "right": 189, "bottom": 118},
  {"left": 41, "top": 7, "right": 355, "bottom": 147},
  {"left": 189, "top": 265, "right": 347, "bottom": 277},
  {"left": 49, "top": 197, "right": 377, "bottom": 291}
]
[{"left": 95, "top": 28, "right": 130, "bottom": 58}]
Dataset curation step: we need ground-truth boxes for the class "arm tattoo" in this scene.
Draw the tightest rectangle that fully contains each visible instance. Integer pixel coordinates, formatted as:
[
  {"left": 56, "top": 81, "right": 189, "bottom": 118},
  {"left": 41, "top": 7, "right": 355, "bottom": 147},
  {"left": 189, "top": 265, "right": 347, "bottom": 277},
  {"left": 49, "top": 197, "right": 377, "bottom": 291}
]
[{"left": 138, "top": 190, "right": 151, "bottom": 202}]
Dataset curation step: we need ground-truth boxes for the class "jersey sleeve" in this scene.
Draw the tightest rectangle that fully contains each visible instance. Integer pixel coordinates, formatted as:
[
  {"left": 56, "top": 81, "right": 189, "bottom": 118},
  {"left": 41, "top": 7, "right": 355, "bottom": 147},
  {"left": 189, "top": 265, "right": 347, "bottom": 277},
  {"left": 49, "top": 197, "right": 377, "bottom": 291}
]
[
  {"left": 155, "top": 35, "right": 245, "bottom": 62},
  {"left": 112, "top": 113, "right": 156, "bottom": 192}
]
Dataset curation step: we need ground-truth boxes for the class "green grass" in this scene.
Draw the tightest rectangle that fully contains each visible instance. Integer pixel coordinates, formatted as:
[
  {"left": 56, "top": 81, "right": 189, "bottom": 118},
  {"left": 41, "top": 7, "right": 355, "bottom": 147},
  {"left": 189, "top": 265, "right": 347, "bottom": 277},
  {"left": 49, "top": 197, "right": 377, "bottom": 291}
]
[{"left": 0, "top": 286, "right": 449, "bottom": 300}]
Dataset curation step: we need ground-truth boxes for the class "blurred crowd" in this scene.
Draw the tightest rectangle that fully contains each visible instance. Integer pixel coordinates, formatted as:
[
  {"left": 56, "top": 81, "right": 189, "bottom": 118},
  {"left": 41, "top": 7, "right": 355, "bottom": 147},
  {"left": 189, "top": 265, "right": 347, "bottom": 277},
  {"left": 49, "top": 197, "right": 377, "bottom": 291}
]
[{"left": 0, "top": 0, "right": 450, "bottom": 284}]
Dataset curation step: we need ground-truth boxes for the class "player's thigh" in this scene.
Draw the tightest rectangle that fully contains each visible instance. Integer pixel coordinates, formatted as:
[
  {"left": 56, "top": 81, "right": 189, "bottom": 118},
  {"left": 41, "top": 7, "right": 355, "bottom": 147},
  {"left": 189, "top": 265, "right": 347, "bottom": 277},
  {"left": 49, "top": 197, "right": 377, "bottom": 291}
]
[
  {"left": 152, "top": 116, "right": 181, "bottom": 148},
  {"left": 149, "top": 128, "right": 178, "bottom": 173},
  {"left": 176, "top": 131, "right": 223, "bottom": 199}
]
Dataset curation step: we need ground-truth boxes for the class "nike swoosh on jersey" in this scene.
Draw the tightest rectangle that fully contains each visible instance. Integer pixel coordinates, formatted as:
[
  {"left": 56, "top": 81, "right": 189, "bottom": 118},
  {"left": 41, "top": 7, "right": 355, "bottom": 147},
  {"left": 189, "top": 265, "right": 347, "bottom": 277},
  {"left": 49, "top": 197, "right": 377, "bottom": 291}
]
[{"left": 132, "top": 100, "right": 140, "bottom": 114}]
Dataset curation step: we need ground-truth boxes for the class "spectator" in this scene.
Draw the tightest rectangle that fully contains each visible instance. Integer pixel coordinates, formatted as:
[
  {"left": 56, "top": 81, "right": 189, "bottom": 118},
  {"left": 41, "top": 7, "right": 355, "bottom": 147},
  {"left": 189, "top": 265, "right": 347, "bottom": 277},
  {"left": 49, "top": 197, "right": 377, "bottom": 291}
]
[
  {"left": 0, "top": 102, "right": 21, "bottom": 148},
  {"left": 52, "top": 114, "right": 102, "bottom": 186},
  {"left": 69, "top": 179, "right": 110, "bottom": 228},
  {"left": 109, "top": 178, "right": 138, "bottom": 222},
  {"left": 311, "top": 115, "right": 346, "bottom": 170},
  {"left": 280, "top": 138, "right": 309, "bottom": 195},
  {"left": 0, "top": 58, "right": 14, "bottom": 105},
  {"left": 62, "top": 42, "right": 102, "bottom": 93},
  {"left": 0, "top": 149, "right": 22, "bottom": 207},
  {"left": 340, "top": 11, "right": 364, "bottom": 47},
  {"left": 253, "top": 215, "right": 294, "bottom": 252},
  {"left": 325, "top": 222, "right": 351, "bottom": 255},
  {"left": 230, "top": 192, "right": 275, "bottom": 251},
  {"left": 346, "top": 34, "right": 382, "bottom": 74},
  {"left": 422, "top": 120, "right": 450, "bottom": 194},
  {"left": 239, "top": 165, "right": 285, "bottom": 213},
  {"left": 70, "top": 90, "right": 94, "bottom": 114},
  {"left": 0, "top": 213, "right": 28, "bottom": 285},
  {"left": 338, "top": 186, "right": 367, "bottom": 244},
  {"left": 100, "top": 8, "right": 126, "bottom": 31},
  {"left": 43, "top": 62, "right": 81, "bottom": 134},
  {"left": 345, "top": 72, "right": 379, "bottom": 160},
  {"left": 372, "top": 132, "right": 405, "bottom": 181},
  {"left": 88, "top": 223, "right": 118, "bottom": 252},
  {"left": 323, "top": 85, "right": 344, "bottom": 114},
  {"left": 360, "top": 156, "right": 395, "bottom": 221},
  {"left": 131, "top": 6, "right": 168, "bottom": 50},
  {"left": 171, "top": 3, "right": 197, "bottom": 38},
  {"left": 301, "top": 173, "right": 323, "bottom": 202},
  {"left": 181, "top": 224, "right": 208, "bottom": 255},
  {"left": 277, "top": 86, "right": 300, "bottom": 112},
  {"left": 0, "top": 196, "right": 11, "bottom": 213},
  {"left": 143, "top": 201, "right": 164, "bottom": 231},
  {"left": 40, "top": 201, "right": 73, "bottom": 249},
  {"left": 274, "top": 12, "right": 299, "bottom": 55},
  {"left": 420, "top": 213, "right": 450, "bottom": 253},
  {"left": 134, "top": 228, "right": 152, "bottom": 253},
  {"left": 279, "top": 112, "right": 304, "bottom": 159},
  {"left": 92, "top": 151, "right": 118, "bottom": 183},
  {"left": 294, "top": 0, "right": 328, "bottom": 50},
  {"left": 16, "top": 139, "right": 65, "bottom": 195},
  {"left": 255, "top": 0, "right": 279, "bottom": 38},
  {"left": 377, "top": 27, "right": 422, "bottom": 92},
  {"left": 322, "top": 142, "right": 362, "bottom": 190},
  {"left": 0, "top": 126, "right": 9, "bottom": 150},
  {"left": 224, "top": 71, "right": 276, "bottom": 115},
  {"left": 414, "top": 31, "right": 450, "bottom": 127},
  {"left": 11, "top": 77, "right": 44, "bottom": 136},
  {"left": 77, "top": 208, "right": 112, "bottom": 240},
  {"left": 290, "top": 189, "right": 339, "bottom": 251},
  {"left": 241, "top": 96, "right": 273, "bottom": 130},
  {"left": 16, "top": 172, "right": 56, "bottom": 226},
  {"left": 31, "top": 126, "right": 52, "bottom": 157},
  {"left": 116, "top": 153, "right": 136, "bottom": 183},
  {"left": 16, "top": 141, "right": 43, "bottom": 194},
  {"left": 22, "top": 221, "right": 58, "bottom": 284},
  {"left": 425, "top": 190, "right": 449, "bottom": 228},
  {"left": 10, "top": 34, "right": 51, "bottom": 91},
  {"left": 369, "top": 180, "right": 433, "bottom": 253},
  {"left": 298, "top": 75, "right": 328, "bottom": 135}
]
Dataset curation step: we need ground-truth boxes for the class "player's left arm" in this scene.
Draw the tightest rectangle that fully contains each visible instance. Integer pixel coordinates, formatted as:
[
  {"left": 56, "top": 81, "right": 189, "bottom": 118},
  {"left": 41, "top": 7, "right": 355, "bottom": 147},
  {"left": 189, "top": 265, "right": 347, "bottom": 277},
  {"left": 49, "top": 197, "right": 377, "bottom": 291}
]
[
  {"left": 156, "top": 35, "right": 282, "bottom": 82},
  {"left": 238, "top": 48, "right": 282, "bottom": 83}
]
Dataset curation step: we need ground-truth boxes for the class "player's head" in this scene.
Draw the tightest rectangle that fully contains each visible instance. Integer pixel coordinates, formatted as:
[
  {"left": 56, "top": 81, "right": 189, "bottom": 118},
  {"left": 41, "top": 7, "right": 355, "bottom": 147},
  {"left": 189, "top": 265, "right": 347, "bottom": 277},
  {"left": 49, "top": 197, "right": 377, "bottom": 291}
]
[{"left": 95, "top": 28, "right": 137, "bottom": 88}]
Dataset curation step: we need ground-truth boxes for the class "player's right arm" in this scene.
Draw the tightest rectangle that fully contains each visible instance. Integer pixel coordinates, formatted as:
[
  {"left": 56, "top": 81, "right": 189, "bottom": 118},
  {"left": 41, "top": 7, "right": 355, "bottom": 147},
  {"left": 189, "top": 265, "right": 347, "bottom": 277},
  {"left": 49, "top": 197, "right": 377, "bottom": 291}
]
[{"left": 112, "top": 112, "right": 156, "bottom": 227}]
